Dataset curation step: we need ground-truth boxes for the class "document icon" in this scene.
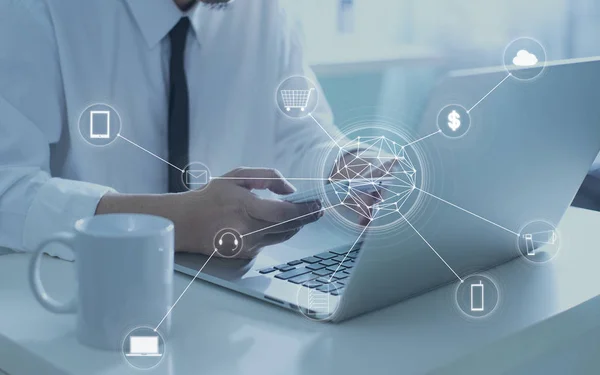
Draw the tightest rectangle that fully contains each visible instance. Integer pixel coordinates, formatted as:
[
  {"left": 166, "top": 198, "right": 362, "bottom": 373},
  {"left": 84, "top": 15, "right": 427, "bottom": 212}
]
[
  {"left": 186, "top": 170, "right": 208, "bottom": 186},
  {"left": 308, "top": 288, "right": 330, "bottom": 313}
]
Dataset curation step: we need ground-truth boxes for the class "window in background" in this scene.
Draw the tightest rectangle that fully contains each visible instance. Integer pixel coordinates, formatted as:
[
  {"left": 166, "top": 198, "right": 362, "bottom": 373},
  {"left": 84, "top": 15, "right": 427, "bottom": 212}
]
[
  {"left": 282, "top": 0, "right": 579, "bottom": 130},
  {"left": 569, "top": 0, "right": 600, "bottom": 58}
]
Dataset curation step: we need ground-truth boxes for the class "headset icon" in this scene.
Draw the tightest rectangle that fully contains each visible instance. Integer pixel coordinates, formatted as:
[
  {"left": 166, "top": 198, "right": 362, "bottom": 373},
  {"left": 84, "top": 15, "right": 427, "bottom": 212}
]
[{"left": 217, "top": 232, "right": 239, "bottom": 251}]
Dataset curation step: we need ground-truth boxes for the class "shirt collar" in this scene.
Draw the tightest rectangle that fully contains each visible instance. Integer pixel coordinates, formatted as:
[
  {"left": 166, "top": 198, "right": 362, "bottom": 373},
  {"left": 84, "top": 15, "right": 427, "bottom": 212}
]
[{"left": 125, "top": 0, "right": 203, "bottom": 48}]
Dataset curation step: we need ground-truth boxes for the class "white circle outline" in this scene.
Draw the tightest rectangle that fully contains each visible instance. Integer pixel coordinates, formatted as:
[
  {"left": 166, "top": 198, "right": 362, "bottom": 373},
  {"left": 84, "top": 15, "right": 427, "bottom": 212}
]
[
  {"left": 213, "top": 228, "right": 244, "bottom": 258},
  {"left": 319, "top": 125, "right": 427, "bottom": 234},
  {"left": 321, "top": 127, "right": 425, "bottom": 233},
  {"left": 503, "top": 36, "right": 547, "bottom": 82},
  {"left": 121, "top": 325, "right": 166, "bottom": 371},
  {"left": 454, "top": 273, "right": 501, "bottom": 320},
  {"left": 275, "top": 75, "right": 320, "bottom": 120},
  {"left": 77, "top": 102, "right": 122, "bottom": 147},
  {"left": 436, "top": 104, "right": 471, "bottom": 139},
  {"left": 516, "top": 219, "right": 561, "bottom": 265},
  {"left": 295, "top": 282, "right": 341, "bottom": 322},
  {"left": 180, "top": 161, "right": 212, "bottom": 192}
]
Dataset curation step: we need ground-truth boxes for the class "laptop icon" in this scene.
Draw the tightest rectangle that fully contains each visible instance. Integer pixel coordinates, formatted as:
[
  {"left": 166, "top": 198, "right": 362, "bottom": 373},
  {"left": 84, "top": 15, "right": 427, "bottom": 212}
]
[{"left": 125, "top": 336, "right": 162, "bottom": 357}]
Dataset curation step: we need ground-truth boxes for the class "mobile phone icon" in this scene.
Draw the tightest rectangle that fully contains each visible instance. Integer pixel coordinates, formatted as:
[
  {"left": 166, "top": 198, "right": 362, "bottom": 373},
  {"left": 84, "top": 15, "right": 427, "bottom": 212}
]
[
  {"left": 470, "top": 281, "right": 484, "bottom": 312},
  {"left": 524, "top": 233, "right": 535, "bottom": 255}
]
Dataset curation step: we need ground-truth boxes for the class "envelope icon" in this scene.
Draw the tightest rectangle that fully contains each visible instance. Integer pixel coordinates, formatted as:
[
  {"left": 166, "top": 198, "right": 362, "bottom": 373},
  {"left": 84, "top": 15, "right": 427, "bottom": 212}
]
[{"left": 186, "top": 170, "right": 208, "bottom": 185}]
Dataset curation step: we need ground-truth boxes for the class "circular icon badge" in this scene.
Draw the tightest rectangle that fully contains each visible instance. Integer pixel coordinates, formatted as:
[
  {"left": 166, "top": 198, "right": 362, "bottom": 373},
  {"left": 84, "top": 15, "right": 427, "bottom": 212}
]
[
  {"left": 121, "top": 326, "right": 166, "bottom": 370},
  {"left": 455, "top": 274, "right": 500, "bottom": 319},
  {"left": 181, "top": 161, "right": 211, "bottom": 192},
  {"left": 322, "top": 126, "right": 425, "bottom": 233},
  {"left": 517, "top": 220, "right": 560, "bottom": 264},
  {"left": 213, "top": 228, "right": 243, "bottom": 258},
  {"left": 437, "top": 104, "right": 471, "bottom": 138},
  {"left": 296, "top": 281, "right": 341, "bottom": 321},
  {"left": 503, "top": 37, "right": 547, "bottom": 81},
  {"left": 78, "top": 103, "right": 122, "bottom": 146},
  {"left": 276, "top": 75, "right": 319, "bottom": 119}
]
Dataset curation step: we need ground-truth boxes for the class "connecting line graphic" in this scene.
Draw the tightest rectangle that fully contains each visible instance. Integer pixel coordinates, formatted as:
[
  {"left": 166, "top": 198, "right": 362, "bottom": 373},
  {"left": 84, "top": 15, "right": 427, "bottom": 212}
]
[
  {"left": 153, "top": 202, "right": 344, "bottom": 330},
  {"left": 154, "top": 249, "right": 218, "bottom": 331},
  {"left": 467, "top": 73, "right": 512, "bottom": 113},
  {"left": 210, "top": 177, "right": 331, "bottom": 182},
  {"left": 413, "top": 186, "right": 519, "bottom": 236},
  {"left": 308, "top": 113, "right": 341, "bottom": 148},
  {"left": 402, "top": 130, "right": 442, "bottom": 148},
  {"left": 241, "top": 203, "right": 344, "bottom": 238},
  {"left": 328, "top": 221, "right": 371, "bottom": 281},
  {"left": 399, "top": 212, "right": 463, "bottom": 283},
  {"left": 117, "top": 134, "right": 184, "bottom": 173}
]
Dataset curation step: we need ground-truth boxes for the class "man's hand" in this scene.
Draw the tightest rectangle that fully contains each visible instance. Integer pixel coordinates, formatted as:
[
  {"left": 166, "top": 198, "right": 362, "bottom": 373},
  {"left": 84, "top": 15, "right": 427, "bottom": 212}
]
[
  {"left": 173, "top": 168, "right": 322, "bottom": 258},
  {"left": 97, "top": 168, "right": 323, "bottom": 259},
  {"left": 330, "top": 152, "right": 399, "bottom": 225}
]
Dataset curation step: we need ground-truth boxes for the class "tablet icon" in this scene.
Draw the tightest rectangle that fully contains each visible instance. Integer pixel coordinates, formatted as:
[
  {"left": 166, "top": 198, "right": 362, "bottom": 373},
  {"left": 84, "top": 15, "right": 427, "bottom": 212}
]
[
  {"left": 78, "top": 103, "right": 121, "bottom": 147},
  {"left": 90, "top": 111, "right": 110, "bottom": 139}
]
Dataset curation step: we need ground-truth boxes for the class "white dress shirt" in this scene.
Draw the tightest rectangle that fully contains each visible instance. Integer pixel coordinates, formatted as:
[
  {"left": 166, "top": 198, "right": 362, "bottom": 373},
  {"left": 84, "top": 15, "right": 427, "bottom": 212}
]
[{"left": 0, "top": 0, "right": 340, "bottom": 259}]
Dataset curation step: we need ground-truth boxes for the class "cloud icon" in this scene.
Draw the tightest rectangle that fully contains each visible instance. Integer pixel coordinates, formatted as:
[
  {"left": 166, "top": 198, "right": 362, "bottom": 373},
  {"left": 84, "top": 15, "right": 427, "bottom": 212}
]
[{"left": 512, "top": 49, "right": 538, "bottom": 67}]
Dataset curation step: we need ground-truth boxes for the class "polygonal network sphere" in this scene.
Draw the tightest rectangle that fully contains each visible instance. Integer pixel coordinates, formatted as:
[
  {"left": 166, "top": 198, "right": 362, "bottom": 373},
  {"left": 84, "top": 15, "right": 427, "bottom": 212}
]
[{"left": 324, "top": 128, "right": 425, "bottom": 233}]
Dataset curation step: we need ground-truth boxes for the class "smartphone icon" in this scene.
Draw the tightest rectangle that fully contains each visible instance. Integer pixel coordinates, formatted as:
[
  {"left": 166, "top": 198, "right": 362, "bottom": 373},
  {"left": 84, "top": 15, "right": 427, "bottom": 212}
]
[
  {"left": 524, "top": 233, "right": 535, "bottom": 255},
  {"left": 470, "top": 281, "right": 484, "bottom": 312}
]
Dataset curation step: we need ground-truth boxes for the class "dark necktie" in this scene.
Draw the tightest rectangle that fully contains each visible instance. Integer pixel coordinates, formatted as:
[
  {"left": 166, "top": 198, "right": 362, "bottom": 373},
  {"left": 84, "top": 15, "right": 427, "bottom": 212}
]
[{"left": 168, "top": 17, "right": 191, "bottom": 193}]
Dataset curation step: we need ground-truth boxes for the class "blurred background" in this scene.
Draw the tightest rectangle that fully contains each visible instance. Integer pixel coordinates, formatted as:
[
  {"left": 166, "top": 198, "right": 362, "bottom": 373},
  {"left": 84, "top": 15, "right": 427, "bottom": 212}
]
[{"left": 283, "top": 0, "right": 600, "bottom": 129}]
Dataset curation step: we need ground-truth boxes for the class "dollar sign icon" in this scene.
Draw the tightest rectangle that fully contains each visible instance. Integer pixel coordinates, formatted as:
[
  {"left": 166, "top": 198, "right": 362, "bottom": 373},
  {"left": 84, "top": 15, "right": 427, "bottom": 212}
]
[{"left": 447, "top": 110, "right": 461, "bottom": 131}]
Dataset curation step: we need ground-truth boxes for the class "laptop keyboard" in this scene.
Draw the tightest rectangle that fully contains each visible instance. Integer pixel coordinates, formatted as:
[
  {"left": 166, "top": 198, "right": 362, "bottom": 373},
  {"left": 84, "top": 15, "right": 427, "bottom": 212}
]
[{"left": 257, "top": 243, "right": 361, "bottom": 296}]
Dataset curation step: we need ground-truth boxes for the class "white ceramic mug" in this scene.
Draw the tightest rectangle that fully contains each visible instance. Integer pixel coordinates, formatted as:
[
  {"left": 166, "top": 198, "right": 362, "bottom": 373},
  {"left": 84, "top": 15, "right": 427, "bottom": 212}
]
[{"left": 28, "top": 214, "right": 174, "bottom": 350}]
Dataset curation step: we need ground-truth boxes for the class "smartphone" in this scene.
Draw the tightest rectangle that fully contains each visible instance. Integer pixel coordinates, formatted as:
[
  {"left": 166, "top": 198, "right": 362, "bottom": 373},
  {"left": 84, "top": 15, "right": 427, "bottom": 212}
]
[{"left": 285, "top": 177, "right": 396, "bottom": 204}]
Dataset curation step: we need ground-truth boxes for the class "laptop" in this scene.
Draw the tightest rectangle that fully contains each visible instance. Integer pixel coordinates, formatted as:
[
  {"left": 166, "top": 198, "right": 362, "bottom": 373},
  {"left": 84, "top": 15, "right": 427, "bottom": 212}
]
[
  {"left": 125, "top": 336, "right": 162, "bottom": 357},
  {"left": 175, "top": 57, "right": 600, "bottom": 322}
]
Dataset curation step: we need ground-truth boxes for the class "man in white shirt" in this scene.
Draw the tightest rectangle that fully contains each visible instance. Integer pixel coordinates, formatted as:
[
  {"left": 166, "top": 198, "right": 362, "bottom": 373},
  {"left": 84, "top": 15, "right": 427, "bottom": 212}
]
[{"left": 0, "top": 0, "right": 385, "bottom": 259}]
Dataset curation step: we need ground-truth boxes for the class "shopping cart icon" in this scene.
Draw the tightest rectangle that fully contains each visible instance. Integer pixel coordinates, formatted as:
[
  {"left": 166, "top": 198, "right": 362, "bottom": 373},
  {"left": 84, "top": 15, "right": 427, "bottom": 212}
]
[{"left": 281, "top": 88, "right": 314, "bottom": 112}]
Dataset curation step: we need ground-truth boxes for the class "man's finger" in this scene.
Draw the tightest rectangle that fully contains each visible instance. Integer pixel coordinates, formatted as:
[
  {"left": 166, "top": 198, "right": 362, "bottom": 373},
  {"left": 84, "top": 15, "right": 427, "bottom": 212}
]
[
  {"left": 368, "top": 160, "right": 398, "bottom": 179},
  {"left": 248, "top": 212, "right": 319, "bottom": 236},
  {"left": 224, "top": 168, "right": 296, "bottom": 194},
  {"left": 245, "top": 197, "right": 322, "bottom": 225}
]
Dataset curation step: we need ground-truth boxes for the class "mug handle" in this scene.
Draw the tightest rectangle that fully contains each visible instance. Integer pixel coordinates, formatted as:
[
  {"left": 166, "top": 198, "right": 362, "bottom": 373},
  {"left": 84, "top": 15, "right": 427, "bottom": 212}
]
[{"left": 28, "top": 231, "right": 77, "bottom": 314}]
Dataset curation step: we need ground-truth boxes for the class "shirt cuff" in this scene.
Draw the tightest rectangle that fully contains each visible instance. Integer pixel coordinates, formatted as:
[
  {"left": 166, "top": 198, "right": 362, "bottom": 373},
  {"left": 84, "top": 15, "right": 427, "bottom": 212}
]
[{"left": 22, "top": 178, "right": 116, "bottom": 261}]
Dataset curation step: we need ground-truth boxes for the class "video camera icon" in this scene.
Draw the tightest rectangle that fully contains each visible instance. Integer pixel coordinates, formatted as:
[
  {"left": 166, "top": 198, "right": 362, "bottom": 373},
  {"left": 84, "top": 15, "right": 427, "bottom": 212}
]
[{"left": 523, "top": 230, "right": 557, "bottom": 256}]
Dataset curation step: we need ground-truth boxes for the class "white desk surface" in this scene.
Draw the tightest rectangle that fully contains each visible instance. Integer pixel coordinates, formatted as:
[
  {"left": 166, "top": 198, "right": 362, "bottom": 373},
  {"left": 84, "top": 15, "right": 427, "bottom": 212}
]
[
  {"left": 431, "top": 294, "right": 600, "bottom": 374},
  {"left": 307, "top": 36, "right": 441, "bottom": 76},
  {"left": 1, "top": 207, "right": 600, "bottom": 375}
]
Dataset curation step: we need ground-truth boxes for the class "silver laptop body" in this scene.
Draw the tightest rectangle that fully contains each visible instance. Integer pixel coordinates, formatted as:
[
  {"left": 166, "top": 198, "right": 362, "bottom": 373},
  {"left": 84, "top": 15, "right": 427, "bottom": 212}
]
[{"left": 175, "top": 57, "right": 600, "bottom": 322}]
